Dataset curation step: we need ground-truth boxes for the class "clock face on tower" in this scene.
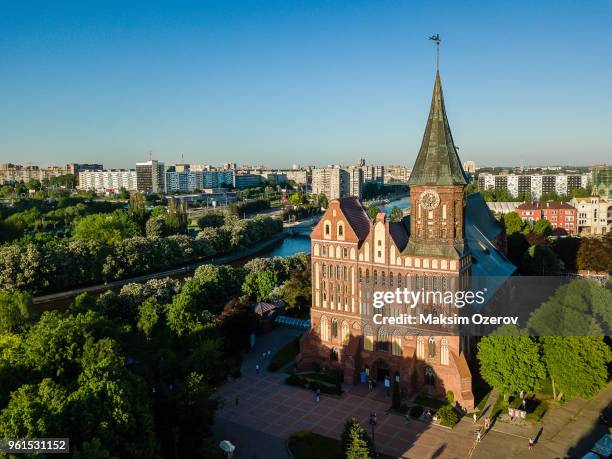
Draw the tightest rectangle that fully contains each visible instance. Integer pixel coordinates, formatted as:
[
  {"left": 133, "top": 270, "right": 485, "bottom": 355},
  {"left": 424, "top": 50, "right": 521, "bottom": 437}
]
[{"left": 420, "top": 189, "right": 440, "bottom": 210}]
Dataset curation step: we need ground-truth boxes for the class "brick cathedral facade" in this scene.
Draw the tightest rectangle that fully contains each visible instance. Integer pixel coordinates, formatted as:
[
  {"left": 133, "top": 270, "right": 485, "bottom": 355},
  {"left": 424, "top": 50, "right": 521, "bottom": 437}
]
[{"left": 298, "top": 71, "right": 514, "bottom": 410}]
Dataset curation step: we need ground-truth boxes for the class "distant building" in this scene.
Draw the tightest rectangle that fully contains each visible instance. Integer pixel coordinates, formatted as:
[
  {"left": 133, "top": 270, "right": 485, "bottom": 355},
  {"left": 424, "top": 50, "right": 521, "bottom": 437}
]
[
  {"left": 347, "top": 166, "right": 364, "bottom": 199},
  {"left": 571, "top": 193, "right": 611, "bottom": 235},
  {"left": 478, "top": 173, "right": 589, "bottom": 199},
  {"left": 262, "top": 172, "right": 288, "bottom": 185},
  {"left": 312, "top": 167, "right": 349, "bottom": 200},
  {"left": 165, "top": 168, "right": 234, "bottom": 193},
  {"left": 384, "top": 165, "right": 411, "bottom": 184},
  {"left": 233, "top": 173, "right": 262, "bottom": 189},
  {"left": 463, "top": 161, "right": 476, "bottom": 174},
  {"left": 0, "top": 163, "right": 86, "bottom": 184},
  {"left": 591, "top": 165, "right": 612, "bottom": 199},
  {"left": 136, "top": 160, "right": 165, "bottom": 193},
  {"left": 516, "top": 201, "right": 577, "bottom": 234},
  {"left": 78, "top": 169, "right": 137, "bottom": 192},
  {"left": 284, "top": 169, "right": 310, "bottom": 188},
  {"left": 168, "top": 189, "right": 237, "bottom": 207},
  {"left": 361, "top": 164, "right": 384, "bottom": 184},
  {"left": 66, "top": 163, "right": 104, "bottom": 174}
]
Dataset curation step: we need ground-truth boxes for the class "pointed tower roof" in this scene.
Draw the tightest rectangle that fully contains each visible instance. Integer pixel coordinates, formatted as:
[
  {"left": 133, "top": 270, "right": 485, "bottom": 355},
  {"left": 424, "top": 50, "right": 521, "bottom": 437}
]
[{"left": 408, "top": 71, "right": 467, "bottom": 186}]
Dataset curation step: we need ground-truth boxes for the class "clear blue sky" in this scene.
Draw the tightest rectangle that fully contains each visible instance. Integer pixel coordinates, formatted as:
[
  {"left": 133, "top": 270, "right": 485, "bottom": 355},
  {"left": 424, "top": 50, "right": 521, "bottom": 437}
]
[{"left": 1, "top": 0, "right": 610, "bottom": 169}]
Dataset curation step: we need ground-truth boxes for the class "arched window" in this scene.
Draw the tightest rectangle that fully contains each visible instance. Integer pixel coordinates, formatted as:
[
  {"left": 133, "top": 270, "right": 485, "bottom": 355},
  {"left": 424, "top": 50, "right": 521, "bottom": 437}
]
[
  {"left": 428, "top": 337, "right": 436, "bottom": 359},
  {"left": 389, "top": 272, "right": 394, "bottom": 287},
  {"left": 397, "top": 274, "right": 402, "bottom": 288},
  {"left": 320, "top": 316, "right": 330, "bottom": 342},
  {"left": 325, "top": 223, "right": 331, "bottom": 236},
  {"left": 373, "top": 270, "right": 378, "bottom": 285},
  {"left": 381, "top": 272, "right": 386, "bottom": 287},
  {"left": 365, "top": 269, "right": 370, "bottom": 284},
  {"left": 376, "top": 328, "right": 389, "bottom": 352},
  {"left": 416, "top": 336, "right": 424, "bottom": 359},
  {"left": 331, "top": 318, "right": 338, "bottom": 338},
  {"left": 338, "top": 223, "right": 344, "bottom": 237},
  {"left": 342, "top": 321, "right": 350, "bottom": 345},
  {"left": 441, "top": 338, "right": 449, "bottom": 366},
  {"left": 359, "top": 269, "right": 363, "bottom": 283},
  {"left": 425, "top": 366, "right": 435, "bottom": 386}
]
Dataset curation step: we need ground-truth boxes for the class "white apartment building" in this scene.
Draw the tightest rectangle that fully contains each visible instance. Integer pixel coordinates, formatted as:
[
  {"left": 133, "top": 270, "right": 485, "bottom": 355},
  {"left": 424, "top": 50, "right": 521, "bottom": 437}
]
[
  {"left": 312, "top": 167, "right": 349, "bottom": 200},
  {"left": 165, "top": 170, "right": 234, "bottom": 192},
  {"left": 78, "top": 170, "right": 137, "bottom": 192},
  {"left": 478, "top": 173, "right": 589, "bottom": 199}
]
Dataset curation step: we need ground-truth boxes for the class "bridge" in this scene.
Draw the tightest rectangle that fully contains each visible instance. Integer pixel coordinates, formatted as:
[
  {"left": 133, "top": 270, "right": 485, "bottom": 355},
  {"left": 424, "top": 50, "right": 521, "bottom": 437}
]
[{"left": 284, "top": 215, "right": 319, "bottom": 235}]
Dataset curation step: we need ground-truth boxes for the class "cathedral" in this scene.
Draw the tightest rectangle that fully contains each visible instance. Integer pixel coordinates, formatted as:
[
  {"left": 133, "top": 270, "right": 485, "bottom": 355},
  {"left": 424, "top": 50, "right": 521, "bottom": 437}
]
[{"left": 298, "top": 70, "right": 516, "bottom": 410}]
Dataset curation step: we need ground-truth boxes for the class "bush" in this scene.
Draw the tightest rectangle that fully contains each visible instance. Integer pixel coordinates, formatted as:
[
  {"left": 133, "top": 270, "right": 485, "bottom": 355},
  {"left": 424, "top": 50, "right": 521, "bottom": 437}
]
[
  {"left": 409, "top": 405, "right": 423, "bottom": 419},
  {"left": 437, "top": 404, "right": 459, "bottom": 428},
  {"left": 446, "top": 390, "right": 454, "bottom": 405}
]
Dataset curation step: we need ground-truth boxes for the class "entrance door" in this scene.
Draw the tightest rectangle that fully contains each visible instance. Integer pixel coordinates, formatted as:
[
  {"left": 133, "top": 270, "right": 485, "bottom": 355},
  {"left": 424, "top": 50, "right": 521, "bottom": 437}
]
[{"left": 377, "top": 367, "right": 390, "bottom": 382}]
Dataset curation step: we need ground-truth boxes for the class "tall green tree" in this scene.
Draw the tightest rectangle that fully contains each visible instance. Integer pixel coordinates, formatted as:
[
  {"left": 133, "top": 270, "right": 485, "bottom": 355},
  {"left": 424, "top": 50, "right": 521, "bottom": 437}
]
[
  {"left": 73, "top": 210, "right": 141, "bottom": 245},
  {"left": 366, "top": 206, "right": 380, "bottom": 220},
  {"left": 533, "top": 218, "right": 553, "bottom": 236},
  {"left": 477, "top": 326, "right": 546, "bottom": 400},
  {"left": 341, "top": 417, "right": 372, "bottom": 459},
  {"left": 522, "top": 245, "right": 564, "bottom": 276},
  {"left": 541, "top": 336, "right": 611, "bottom": 400},
  {"left": 503, "top": 212, "right": 527, "bottom": 235},
  {"left": 0, "top": 290, "right": 33, "bottom": 333}
]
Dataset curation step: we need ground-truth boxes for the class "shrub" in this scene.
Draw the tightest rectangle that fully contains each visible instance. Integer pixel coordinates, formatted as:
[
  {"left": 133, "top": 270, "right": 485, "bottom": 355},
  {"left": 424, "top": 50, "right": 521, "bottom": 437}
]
[
  {"left": 438, "top": 405, "right": 459, "bottom": 428},
  {"left": 446, "top": 390, "right": 454, "bottom": 405}
]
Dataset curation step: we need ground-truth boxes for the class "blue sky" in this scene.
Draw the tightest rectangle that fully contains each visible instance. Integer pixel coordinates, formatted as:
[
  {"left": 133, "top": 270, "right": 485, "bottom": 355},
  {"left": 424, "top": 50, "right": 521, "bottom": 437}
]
[{"left": 1, "top": 0, "right": 611, "bottom": 168}]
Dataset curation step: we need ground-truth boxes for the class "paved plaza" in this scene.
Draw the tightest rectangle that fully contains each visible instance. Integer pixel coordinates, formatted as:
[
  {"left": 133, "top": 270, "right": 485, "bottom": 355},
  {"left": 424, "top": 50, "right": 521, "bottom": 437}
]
[{"left": 214, "top": 329, "right": 612, "bottom": 458}]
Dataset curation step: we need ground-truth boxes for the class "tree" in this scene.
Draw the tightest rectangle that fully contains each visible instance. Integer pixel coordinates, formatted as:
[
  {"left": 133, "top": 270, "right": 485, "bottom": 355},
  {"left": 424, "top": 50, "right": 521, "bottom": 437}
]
[
  {"left": 242, "top": 270, "right": 277, "bottom": 302},
  {"left": 503, "top": 212, "right": 527, "bottom": 235},
  {"left": 533, "top": 219, "right": 553, "bottom": 236},
  {"left": 522, "top": 245, "right": 564, "bottom": 276},
  {"left": 317, "top": 193, "right": 328, "bottom": 209},
  {"left": 477, "top": 327, "right": 546, "bottom": 400},
  {"left": 389, "top": 206, "right": 403, "bottom": 223},
  {"left": 366, "top": 206, "right": 380, "bottom": 220},
  {"left": 541, "top": 336, "right": 611, "bottom": 401},
  {"left": 145, "top": 215, "right": 168, "bottom": 238},
  {"left": 528, "top": 280, "right": 612, "bottom": 336},
  {"left": 196, "top": 212, "right": 225, "bottom": 229},
  {"left": 137, "top": 297, "right": 161, "bottom": 340},
  {"left": 576, "top": 234, "right": 612, "bottom": 273},
  {"left": 128, "top": 193, "right": 147, "bottom": 225},
  {"left": 165, "top": 199, "right": 188, "bottom": 235},
  {"left": 341, "top": 417, "right": 372, "bottom": 459},
  {"left": 73, "top": 210, "right": 141, "bottom": 245},
  {"left": 0, "top": 290, "right": 33, "bottom": 333}
]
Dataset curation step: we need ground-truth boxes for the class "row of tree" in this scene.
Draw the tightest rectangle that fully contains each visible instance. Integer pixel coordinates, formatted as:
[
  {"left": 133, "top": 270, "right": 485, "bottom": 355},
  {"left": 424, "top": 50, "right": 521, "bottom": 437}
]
[
  {"left": 466, "top": 183, "right": 592, "bottom": 202},
  {"left": 0, "top": 214, "right": 283, "bottom": 294}
]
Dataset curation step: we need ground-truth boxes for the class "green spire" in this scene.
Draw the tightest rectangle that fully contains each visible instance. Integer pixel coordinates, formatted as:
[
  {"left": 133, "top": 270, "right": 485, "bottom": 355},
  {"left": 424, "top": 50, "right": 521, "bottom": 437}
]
[{"left": 408, "top": 71, "right": 467, "bottom": 186}]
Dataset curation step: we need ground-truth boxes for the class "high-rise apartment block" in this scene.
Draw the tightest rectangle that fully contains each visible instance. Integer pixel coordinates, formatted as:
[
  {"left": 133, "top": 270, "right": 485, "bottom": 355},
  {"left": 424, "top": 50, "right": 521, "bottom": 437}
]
[
  {"left": 1, "top": 163, "right": 102, "bottom": 184},
  {"left": 78, "top": 170, "right": 137, "bottom": 192},
  {"left": 136, "top": 160, "right": 165, "bottom": 193},
  {"left": 478, "top": 173, "right": 589, "bottom": 199},
  {"left": 591, "top": 165, "right": 612, "bottom": 199},
  {"left": 312, "top": 168, "right": 349, "bottom": 200}
]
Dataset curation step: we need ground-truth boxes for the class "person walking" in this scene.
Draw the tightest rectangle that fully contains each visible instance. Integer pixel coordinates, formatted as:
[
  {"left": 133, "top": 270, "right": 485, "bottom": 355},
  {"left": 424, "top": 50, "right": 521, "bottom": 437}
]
[
  {"left": 315, "top": 388, "right": 321, "bottom": 403},
  {"left": 255, "top": 364, "right": 260, "bottom": 374},
  {"left": 476, "top": 430, "right": 482, "bottom": 443},
  {"left": 473, "top": 412, "right": 478, "bottom": 423},
  {"left": 528, "top": 438, "right": 534, "bottom": 451}
]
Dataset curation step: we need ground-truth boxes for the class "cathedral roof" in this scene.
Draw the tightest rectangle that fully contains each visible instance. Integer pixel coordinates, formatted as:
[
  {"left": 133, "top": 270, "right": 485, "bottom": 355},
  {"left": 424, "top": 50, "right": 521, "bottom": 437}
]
[
  {"left": 408, "top": 71, "right": 468, "bottom": 186},
  {"left": 338, "top": 197, "right": 371, "bottom": 241}
]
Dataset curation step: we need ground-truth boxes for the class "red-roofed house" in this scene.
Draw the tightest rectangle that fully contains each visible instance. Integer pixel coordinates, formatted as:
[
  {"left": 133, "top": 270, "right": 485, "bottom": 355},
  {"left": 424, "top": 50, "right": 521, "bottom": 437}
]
[{"left": 516, "top": 201, "right": 577, "bottom": 234}]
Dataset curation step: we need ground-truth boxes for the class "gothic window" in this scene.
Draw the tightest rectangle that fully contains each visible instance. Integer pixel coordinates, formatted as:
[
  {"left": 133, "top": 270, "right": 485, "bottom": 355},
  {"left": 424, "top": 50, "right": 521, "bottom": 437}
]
[
  {"left": 331, "top": 318, "right": 338, "bottom": 338},
  {"left": 389, "top": 272, "right": 394, "bottom": 287},
  {"left": 397, "top": 274, "right": 402, "bottom": 288},
  {"left": 343, "top": 247, "right": 348, "bottom": 258},
  {"left": 338, "top": 224, "right": 344, "bottom": 237},
  {"left": 441, "top": 338, "right": 449, "bottom": 366},
  {"left": 342, "top": 321, "right": 350, "bottom": 345},
  {"left": 330, "top": 348, "right": 338, "bottom": 361},
  {"left": 320, "top": 316, "right": 330, "bottom": 341},
  {"left": 365, "top": 269, "right": 369, "bottom": 284},
  {"left": 325, "top": 223, "right": 331, "bottom": 236},
  {"left": 414, "top": 275, "right": 420, "bottom": 290},
  {"left": 343, "top": 266, "right": 347, "bottom": 280},
  {"left": 416, "top": 336, "right": 424, "bottom": 359},
  {"left": 424, "top": 366, "right": 435, "bottom": 386},
  {"left": 376, "top": 328, "right": 389, "bottom": 352},
  {"left": 322, "top": 264, "right": 326, "bottom": 278},
  {"left": 428, "top": 337, "right": 436, "bottom": 359},
  {"left": 373, "top": 270, "right": 378, "bottom": 285},
  {"left": 381, "top": 272, "right": 386, "bottom": 287}
]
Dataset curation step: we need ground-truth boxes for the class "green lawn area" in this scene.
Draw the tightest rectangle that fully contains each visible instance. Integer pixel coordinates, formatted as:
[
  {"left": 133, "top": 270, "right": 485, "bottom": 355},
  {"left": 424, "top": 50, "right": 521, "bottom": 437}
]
[
  {"left": 268, "top": 337, "right": 300, "bottom": 371},
  {"left": 288, "top": 430, "right": 395, "bottom": 459}
]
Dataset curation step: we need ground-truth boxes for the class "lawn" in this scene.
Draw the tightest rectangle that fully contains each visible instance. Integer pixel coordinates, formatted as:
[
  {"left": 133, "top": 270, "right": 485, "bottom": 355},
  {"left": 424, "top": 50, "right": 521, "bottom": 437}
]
[
  {"left": 268, "top": 337, "right": 300, "bottom": 371},
  {"left": 288, "top": 430, "right": 395, "bottom": 459}
]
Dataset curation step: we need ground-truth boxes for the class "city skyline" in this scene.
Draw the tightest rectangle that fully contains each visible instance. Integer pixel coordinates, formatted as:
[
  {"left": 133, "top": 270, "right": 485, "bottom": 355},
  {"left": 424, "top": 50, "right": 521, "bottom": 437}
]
[{"left": 1, "top": 1, "right": 611, "bottom": 168}]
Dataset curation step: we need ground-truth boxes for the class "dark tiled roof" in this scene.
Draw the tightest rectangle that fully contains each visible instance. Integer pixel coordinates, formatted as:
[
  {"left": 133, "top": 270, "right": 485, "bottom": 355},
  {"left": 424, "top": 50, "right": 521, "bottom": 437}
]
[
  {"left": 389, "top": 217, "right": 409, "bottom": 251},
  {"left": 339, "top": 197, "right": 371, "bottom": 241},
  {"left": 408, "top": 71, "right": 467, "bottom": 186},
  {"left": 517, "top": 201, "right": 575, "bottom": 210},
  {"left": 465, "top": 193, "right": 503, "bottom": 241}
]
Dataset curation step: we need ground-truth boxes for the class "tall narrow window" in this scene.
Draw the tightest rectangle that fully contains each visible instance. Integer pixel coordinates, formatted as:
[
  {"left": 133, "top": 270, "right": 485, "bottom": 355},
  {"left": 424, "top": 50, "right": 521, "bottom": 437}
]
[
  {"left": 428, "top": 337, "right": 436, "bottom": 359},
  {"left": 441, "top": 338, "right": 449, "bottom": 365}
]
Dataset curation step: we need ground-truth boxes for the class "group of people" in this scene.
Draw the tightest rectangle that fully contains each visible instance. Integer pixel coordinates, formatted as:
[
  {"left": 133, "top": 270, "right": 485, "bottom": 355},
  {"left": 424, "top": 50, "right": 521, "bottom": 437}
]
[{"left": 254, "top": 350, "right": 273, "bottom": 374}]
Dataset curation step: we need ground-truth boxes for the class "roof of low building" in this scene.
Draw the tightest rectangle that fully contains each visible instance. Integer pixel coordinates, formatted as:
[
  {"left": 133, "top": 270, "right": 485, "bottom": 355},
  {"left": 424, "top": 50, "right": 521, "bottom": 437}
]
[{"left": 517, "top": 201, "right": 575, "bottom": 210}]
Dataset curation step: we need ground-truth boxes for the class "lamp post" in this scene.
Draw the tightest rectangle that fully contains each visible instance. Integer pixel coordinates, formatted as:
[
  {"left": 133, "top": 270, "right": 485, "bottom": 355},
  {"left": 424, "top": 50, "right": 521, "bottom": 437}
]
[{"left": 369, "top": 412, "right": 378, "bottom": 458}]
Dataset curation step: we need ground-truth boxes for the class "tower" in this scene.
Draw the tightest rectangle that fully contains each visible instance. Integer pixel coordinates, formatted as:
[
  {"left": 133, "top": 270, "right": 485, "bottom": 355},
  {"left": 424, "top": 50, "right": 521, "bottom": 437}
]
[{"left": 405, "top": 71, "right": 468, "bottom": 259}]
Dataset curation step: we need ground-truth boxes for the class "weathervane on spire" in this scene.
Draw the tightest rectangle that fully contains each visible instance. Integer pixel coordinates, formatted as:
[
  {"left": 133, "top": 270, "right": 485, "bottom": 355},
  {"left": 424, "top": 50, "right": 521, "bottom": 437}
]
[{"left": 429, "top": 34, "right": 441, "bottom": 70}]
